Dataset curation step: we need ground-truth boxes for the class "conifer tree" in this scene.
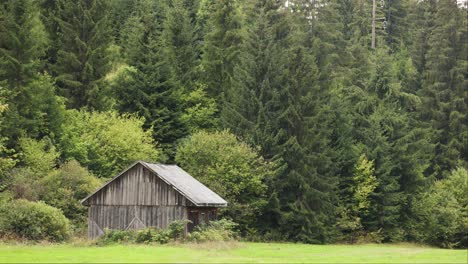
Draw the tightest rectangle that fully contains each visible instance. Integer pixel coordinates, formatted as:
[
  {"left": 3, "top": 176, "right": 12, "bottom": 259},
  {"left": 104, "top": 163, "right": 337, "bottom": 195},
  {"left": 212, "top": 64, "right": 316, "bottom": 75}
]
[
  {"left": 162, "top": 0, "right": 218, "bottom": 133},
  {"left": 273, "top": 14, "right": 338, "bottom": 243},
  {"left": 222, "top": 0, "right": 288, "bottom": 155},
  {"left": 201, "top": 0, "right": 244, "bottom": 99},
  {"left": 48, "top": 0, "right": 112, "bottom": 110},
  {"left": 162, "top": 0, "right": 199, "bottom": 92},
  {"left": 0, "top": 0, "right": 64, "bottom": 143},
  {"left": 421, "top": 0, "right": 467, "bottom": 178},
  {"left": 114, "top": 0, "right": 187, "bottom": 156}
]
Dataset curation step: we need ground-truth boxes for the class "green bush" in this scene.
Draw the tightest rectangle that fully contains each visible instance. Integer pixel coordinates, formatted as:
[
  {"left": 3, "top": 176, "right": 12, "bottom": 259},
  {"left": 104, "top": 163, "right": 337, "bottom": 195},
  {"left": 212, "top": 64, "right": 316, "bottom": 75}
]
[
  {"left": 151, "top": 229, "right": 170, "bottom": 244},
  {"left": 187, "top": 219, "right": 238, "bottom": 242},
  {"left": 411, "top": 167, "right": 467, "bottom": 248},
  {"left": 39, "top": 160, "right": 101, "bottom": 225},
  {"left": 18, "top": 137, "right": 59, "bottom": 176},
  {"left": 134, "top": 228, "right": 170, "bottom": 244},
  {"left": 175, "top": 130, "right": 273, "bottom": 234},
  {"left": 135, "top": 228, "right": 155, "bottom": 244},
  {"left": 135, "top": 220, "right": 188, "bottom": 244},
  {"left": 60, "top": 110, "right": 161, "bottom": 178},
  {"left": 97, "top": 229, "right": 136, "bottom": 245},
  {"left": 0, "top": 199, "right": 70, "bottom": 241},
  {"left": 105, "top": 220, "right": 190, "bottom": 245},
  {"left": 167, "top": 220, "right": 189, "bottom": 240}
]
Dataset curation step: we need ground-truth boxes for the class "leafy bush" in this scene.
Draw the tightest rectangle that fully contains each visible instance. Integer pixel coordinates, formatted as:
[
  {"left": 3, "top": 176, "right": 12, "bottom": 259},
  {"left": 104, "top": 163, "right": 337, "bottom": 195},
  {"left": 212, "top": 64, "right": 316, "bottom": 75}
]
[
  {"left": 8, "top": 137, "right": 58, "bottom": 200},
  {"left": 104, "top": 220, "right": 190, "bottom": 245},
  {"left": 135, "top": 220, "right": 189, "bottom": 244},
  {"left": 187, "top": 219, "right": 238, "bottom": 242},
  {"left": 97, "top": 229, "right": 136, "bottom": 245},
  {"left": 176, "top": 130, "right": 273, "bottom": 233},
  {"left": 18, "top": 137, "right": 59, "bottom": 176},
  {"left": 8, "top": 168, "right": 42, "bottom": 200},
  {"left": 0, "top": 199, "right": 70, "bottom": 241},
  {"left": 135, "top": 228, "right": 155, "bottom": 244},
  {"left": 135, "top": 228, "right": 170, "bottom": 244},
  {"left": 39, "top": 160, "right": 101, "bottom": 225},
  {"left": 59, "top": 110, "right": 161, "bottom": 178},
  {"left": 411, "top": 167, "right": 467, "bottom": 248},
  {"left": 176, "top": 130, "right": 269, "bottom": 203},
  {"left": 167, "top": 220, "right": 189, "bottom": 240}
]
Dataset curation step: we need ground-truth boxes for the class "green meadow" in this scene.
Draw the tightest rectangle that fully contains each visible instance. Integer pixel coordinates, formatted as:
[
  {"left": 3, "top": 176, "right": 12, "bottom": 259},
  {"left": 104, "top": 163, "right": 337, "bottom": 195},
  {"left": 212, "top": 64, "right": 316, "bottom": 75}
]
[{"left": 0, "top": 242, "right": 465, "bottom": 263}]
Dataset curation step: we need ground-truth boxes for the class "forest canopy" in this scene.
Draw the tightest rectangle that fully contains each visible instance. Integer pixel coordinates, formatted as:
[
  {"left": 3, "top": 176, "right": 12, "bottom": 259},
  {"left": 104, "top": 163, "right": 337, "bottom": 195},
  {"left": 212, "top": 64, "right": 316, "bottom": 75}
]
[{"left": 0, "top": 0, "right": 466, "bottom": 248}]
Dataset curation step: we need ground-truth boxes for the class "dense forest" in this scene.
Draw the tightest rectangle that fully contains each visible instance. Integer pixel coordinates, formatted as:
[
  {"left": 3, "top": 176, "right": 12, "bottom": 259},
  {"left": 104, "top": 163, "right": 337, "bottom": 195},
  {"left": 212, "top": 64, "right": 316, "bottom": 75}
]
[{"left": 0, "top": 0, "right": 466, "bottom": 248}]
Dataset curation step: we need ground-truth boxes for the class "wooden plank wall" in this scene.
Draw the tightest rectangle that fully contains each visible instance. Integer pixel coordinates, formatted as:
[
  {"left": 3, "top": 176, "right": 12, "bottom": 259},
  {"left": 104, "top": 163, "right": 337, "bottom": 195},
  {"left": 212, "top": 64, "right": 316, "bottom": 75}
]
[
  {"left": 88, "top": 205, "right": 188, "bottom": 238},
  {"left": 86, "top": 164, "right": 193, "bottom": 238},
  {"left": 86, "top": 164, "right": 193, "bottom": 206}
]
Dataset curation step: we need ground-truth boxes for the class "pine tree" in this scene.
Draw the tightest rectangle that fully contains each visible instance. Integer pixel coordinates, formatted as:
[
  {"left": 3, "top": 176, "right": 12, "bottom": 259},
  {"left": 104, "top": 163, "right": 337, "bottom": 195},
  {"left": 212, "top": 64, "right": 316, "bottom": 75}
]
[
  {"left": 0, "top": 0, "right": 47, "bottom": 90},
  {"left": 421, "top": 0, "right": 467, "bottom": 178},
  {"left": 222, "top": 0, "right": 288, "bottom": 156},
  {"left": 114, "top": 0, "right": 187, "bottom": 157},
  {"left": 162, "top": 0, "right": 218, "bottom": 133},
  {"left": 48, "top": 0, "right": 112, "bottom": 110},
  {"left": 0, "top": 94, "right": 17, "bottom": 191},
  {"left": 0, "top": 0, "right": 64, "bottom": 143},
  {"left": 274, "top": 14, "right": 338, "bottom": 243},
  {"left": 162, "top": 0, "right": 200, "bottom": 92},
  {"left": 200, "top": 0, "right": 244, "bottom": 99}
]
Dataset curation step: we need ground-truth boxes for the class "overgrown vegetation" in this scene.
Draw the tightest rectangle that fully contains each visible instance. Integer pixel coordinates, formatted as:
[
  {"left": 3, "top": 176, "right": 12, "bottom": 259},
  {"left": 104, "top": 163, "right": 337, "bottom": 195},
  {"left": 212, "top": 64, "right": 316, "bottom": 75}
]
[
  {"left": 0, "top": 199, "right": 70, "bottom": 241},
  {"left": 176, "top": 131, "right": 272, "bottom": 235},
  {"left": 0, "top": 0, "right": 466, "bottom": 248},
  {"left": 97, "top": 219, "right": 236, "bottom": 245},
  {"left": 187, "top": 219, "right": 238, "bottom": 242}
]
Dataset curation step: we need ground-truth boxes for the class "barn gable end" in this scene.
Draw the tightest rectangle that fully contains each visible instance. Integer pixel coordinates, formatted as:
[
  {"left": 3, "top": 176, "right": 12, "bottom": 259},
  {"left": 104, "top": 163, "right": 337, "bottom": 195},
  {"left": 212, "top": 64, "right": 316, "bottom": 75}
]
[{"left": 82, "top": 163, "right": 193, "bottom": 207}]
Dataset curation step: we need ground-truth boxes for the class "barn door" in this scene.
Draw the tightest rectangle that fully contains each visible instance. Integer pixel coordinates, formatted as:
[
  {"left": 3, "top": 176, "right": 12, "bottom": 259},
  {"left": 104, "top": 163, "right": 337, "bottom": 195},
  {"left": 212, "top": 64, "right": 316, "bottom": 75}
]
[{"left": 188, "top": 210, "right": 199, "bottom": 232}]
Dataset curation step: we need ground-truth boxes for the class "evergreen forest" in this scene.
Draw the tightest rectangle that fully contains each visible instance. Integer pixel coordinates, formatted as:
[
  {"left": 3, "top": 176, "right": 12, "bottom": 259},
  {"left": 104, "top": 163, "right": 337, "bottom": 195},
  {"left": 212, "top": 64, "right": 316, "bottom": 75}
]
[{"left": 0, "top": 0, "right": 466, "bottom": 248}]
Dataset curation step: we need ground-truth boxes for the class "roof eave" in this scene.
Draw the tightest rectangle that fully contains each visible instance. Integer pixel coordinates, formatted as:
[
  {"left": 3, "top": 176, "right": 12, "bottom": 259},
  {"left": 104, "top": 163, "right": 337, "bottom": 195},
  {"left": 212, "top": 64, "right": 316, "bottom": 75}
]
[{"left": 192, "top": 203, "right": 228, "bottom": 207}]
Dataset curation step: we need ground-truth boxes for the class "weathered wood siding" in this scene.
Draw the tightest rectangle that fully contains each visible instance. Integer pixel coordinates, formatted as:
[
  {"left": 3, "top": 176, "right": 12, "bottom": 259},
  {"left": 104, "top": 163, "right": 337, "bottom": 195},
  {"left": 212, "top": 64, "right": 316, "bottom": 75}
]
[
  {"left": 86, "top": 164, "right": 193, "bottom": 238},
  {"left": 88, "top": 205, "right": 188, "bottom": 238},
  {"left": 85, "top": 164, "right": 193, "bottom": 206}
]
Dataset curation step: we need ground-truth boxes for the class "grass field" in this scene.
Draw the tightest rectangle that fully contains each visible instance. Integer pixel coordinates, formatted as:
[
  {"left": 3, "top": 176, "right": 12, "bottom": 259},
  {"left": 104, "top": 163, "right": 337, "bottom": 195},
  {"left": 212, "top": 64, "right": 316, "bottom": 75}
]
[{"left": 0, "top": 242, "right": 466, "bottom": 263}]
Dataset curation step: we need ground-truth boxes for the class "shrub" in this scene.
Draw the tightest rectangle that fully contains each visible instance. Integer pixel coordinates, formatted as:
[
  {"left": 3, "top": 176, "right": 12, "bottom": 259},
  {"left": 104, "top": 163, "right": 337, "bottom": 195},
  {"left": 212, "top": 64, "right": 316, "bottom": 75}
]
[
  {"left": 187, "top": 219, "right": 238, "bottom": 243},
  {"left": 176, "top": 130, "right": 273, "bottom": 233},
  {"left": 18, "top": 137, "right": 59, "bottom": 176},
  {"left": 134, "top": 228, "right": 170, "bottom": 244},
  {"left": 151, "top": 229, "right": 170, "bottom": 244},
  {"left": 60, "top": 110, "right": 161, "bottom": 178},
  {"left": 176, "top": 130, "right": 269, "bottom": 203},
  {"left": 97, "top": 229, "right": 136, "bottom": 245},
  {"left": 411, "top": 167, "right": 467, "bottom": 248},
  {"left": 167, "top": 220, "right": 190, "bottom": 240},
  {"left": 135, "top": 228, "right": 155, "bottom": 244},
  {"left": 105, "top": 220, "right": 190, "bottom": 245},
  {"left": 135, "top": 220, "right": 189, "bottom": 244},
  {"left": 39, "top": 160, "right": 101, "bottom": 225},
  {"left": 0, "top": 199, "right": 70, "bottom": 241}
]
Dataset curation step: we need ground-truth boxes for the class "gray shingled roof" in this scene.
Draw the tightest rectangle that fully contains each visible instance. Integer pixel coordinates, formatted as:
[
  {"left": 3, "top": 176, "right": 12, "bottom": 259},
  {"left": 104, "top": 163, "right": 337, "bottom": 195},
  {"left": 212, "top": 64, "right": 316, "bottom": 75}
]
[
  {"left": 141, "top": 161, "right": 227, "bottom": 207},
  {"left": 81, "top": 161, "right": 227, "bottom": 207}
]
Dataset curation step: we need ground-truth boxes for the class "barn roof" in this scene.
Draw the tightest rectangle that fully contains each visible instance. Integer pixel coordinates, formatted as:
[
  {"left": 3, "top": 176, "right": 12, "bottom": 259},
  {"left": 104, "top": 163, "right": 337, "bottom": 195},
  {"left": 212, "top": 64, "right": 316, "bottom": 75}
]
[{"left": 81, "top": 161, "right": 228, "bottom": 207}]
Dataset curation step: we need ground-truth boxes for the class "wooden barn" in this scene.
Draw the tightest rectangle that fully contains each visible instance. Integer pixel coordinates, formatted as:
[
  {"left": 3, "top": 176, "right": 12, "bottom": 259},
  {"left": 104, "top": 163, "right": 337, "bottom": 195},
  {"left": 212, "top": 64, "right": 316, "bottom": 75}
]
[{"left": 81, "top": 161, "right": 227, "bottom": 239}]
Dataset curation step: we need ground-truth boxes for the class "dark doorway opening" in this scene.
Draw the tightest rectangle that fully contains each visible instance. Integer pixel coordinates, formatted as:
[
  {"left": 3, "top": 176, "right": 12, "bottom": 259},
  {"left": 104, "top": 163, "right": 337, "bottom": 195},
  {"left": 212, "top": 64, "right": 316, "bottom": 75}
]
[{"left": 188, "top": 210, "right": 199, "bottom": 232}]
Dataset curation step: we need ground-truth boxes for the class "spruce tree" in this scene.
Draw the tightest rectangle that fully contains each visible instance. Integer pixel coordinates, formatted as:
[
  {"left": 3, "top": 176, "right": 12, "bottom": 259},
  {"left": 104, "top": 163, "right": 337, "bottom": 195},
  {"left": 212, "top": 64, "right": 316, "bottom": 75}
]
[
  {"left": 114, "top": 0, "right": 187, "bottom": 157},
  {"left": 162, "top": 0, "right": 200, "bottom": 92},
  {"left": 0, "top": 0, "right": 64, "bottom": 143},
  {"left": 48, "top": 0, "right": 112, "bottom": 110},
  {"left": 273, "top": 12, "right": 338, "bottom": 243},
  {"left": 200, "top": 0, "right": 244, "bottom": 99},
  {"left": 222, "top": 0, "right": 288, "bottom": 155},
  {"left": 421, "top": 0, "right": 467, "bottom": 178}
]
